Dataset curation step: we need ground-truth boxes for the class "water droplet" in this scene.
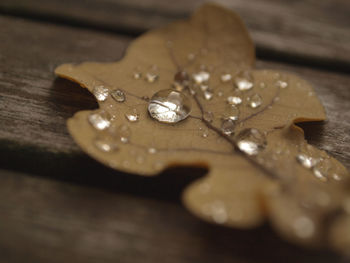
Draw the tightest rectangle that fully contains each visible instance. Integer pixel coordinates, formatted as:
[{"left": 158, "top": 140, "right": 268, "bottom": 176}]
[
  {"left": 227, "top": 96, "right": 242, "bottom": 105},
  {"left": 88, "top": 111, "right": 111, "bottom": 130},
  {"left": 293, "top": 216, "right": 315, "bottom": 239},
  {"left": 203, "top": 90, "right": 213, "bottom": 100},
  {"left": 145, "top": 67, "right": 159, "bottom": 83},
  {"left": 203, "top": 111, "right": 214, "bottom": 123},
  {"left": 94, "top": 136, "right": 118, "bottom": 152},
  {"left": 296, "top": 154, "right": 318, "bottom": 169},
  {"left": 148, "top": 147, "right": 157, "bottom": 154},
  {"left": 249, "top": 93, "right": 262, "bottom": 108},
  {"left": 236, "top": 128, "right": 267, "bottom": 155},
  {"left": 148, "top": 89, "right": 192, "bottom": 123},
  {"left": 312, "top": 159, "right": 330, "bottom": 182},
  {"left": 193, "top": 71, "right": 210, "bottom": 84},
  {"left": 110, "top": 89, "right": 126, "bottom": 102},
  {"left": 235, "top": 71, "right": 253, "bottom": 91},
  {"left": 275, "top": 80, "right": 288, "bottom": 89},
  {"left": 93, "top": 85, "right": 109, "bottom": 101},
  {"left": 221, "top": 119, "right": 235, "bottom": 136},
  {"left": 133, "top": 72, "right": 142, "bottom": 80},
  {"left": 220, "top": 73, "right": 232, "bottom": 83},
  {"left": 222, "top": 105, "right": 240, "bottom": 121},
  {"left": 125, "top": 108, "right": 139, "bottom": 122}
]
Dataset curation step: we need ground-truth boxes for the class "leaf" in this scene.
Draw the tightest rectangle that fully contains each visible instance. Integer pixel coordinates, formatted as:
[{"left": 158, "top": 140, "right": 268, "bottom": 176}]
[{"left": 55, "top": 3, "right": 350, "bottom": 253}]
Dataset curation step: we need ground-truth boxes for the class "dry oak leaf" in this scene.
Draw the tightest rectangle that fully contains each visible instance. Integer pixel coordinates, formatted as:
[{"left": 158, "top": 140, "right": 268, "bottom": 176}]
[{"left": 55, "top": 3, "right": 350, "bottom": 253}]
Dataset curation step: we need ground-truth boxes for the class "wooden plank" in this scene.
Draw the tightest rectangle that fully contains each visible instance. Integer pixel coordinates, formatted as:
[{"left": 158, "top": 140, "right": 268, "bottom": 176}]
[
  {"left": 0, "top": 0, "right": 350, "bottom": 67},
  {"left": 0, "top": 168, "right": 343, "bottom": 263},
  {"left": 0, "top": 15, "right": 349, "bottom": 169}
]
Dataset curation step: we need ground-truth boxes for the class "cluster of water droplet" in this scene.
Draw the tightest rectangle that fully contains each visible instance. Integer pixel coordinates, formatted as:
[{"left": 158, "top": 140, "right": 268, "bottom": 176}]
[{"left": 296, "top": 144, "right": 345, "bottom": 182}]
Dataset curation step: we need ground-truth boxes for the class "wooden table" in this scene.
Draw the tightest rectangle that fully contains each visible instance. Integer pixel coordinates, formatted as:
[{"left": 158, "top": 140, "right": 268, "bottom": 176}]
[{"left": 0, "top": 1, "right": 349, "bottom": 262}]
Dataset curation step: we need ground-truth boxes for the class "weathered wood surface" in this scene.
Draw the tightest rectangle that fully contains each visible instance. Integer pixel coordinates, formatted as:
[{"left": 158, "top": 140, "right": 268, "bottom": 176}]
[
  {"left": 1, "top": 0, "right": 350, "bottom": 68},
  {"left": 0, "top": 169, "right": 344, "bottom": 263},
  {"left": 0, "top": 4, "right": 350, "bottom": 263}
]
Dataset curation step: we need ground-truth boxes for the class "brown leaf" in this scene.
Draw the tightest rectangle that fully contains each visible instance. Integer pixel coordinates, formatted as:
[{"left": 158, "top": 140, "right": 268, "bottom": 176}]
[{"left": 55, "top": 3, "right": 350, "bottom": 253}]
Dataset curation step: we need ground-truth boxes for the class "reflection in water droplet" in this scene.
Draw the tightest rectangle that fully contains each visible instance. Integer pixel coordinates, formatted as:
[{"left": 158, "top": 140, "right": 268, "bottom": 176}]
[
  {"left": 220, "top": 73, "right": 232, "bottom": 83},
  {"left": 93, "top": 85, "right": 109, "bottom": 101},
  {"left": 236, "top": 128, "right": 267, "bottom": 155},
  {"left": 203, "top": 90, "right": 213, "bottom": 100},
  {"left": 227, "top": 96, "right": 242, "bottom": 105},
  {"left": 125, "top": 108, "right": 139, "bottom": 122},
  {"left": 88, "top": 111, "right": 111, "bottom": 130},
  {"left": 249, "top": 93, "right": 262, "bottom": 108},
  {"left": 203, "top": 111, "right": 214, "bottom": 123},
  {"left": 221, "top": 119, "right": 235, "bottom": 136},
  {"left": 235, "top": 71, "right": 254, "bottom": 91},
  {"left": 111, "top": 89, "right": 126, "bottom": 102},
  {"left": 193, "top": 71, "right": 210, "bottom": 84},
  {"left": 94, "top": 136, "right": 118, "bottom": 152},
  {"left": 293, "top": 216, "right": 315, "bottom": 239},
  {"left": 296, "top": 154, "right": 318, "bottom": 169},
  {"left": 276, "top": 80, "right": 288, "bottom": 89},
  {"left": 148, "top": 89, "right": 192, "bottom": 123}
]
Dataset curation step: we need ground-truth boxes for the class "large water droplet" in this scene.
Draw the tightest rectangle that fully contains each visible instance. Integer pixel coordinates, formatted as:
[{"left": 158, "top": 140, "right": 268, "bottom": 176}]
[
  {"left": 227, "top": 96, "right": 242, "bottom": 105},
  {"left": 236, "top": 128, "right": 267, "bottom": 155},
  {"left": 148, "top": 89, "right": 192, "bottom": 123},
  {"left": 248, "top": 93, "right": 262, "bottom": 108},
  {"left": 93, "top": 85, "right": 109, "bottom": 101},
  {"left": 235, "top": 71, "right": 254, "bottom": 91},
  {"left": 125, "top": 108, "right": 139, "bottom": 122},
  {"left": 88, "top": 111, "right": 111, "bottom": 130},
  {"left": 111, "top": 89, "right": 126, "bottom": 102}
]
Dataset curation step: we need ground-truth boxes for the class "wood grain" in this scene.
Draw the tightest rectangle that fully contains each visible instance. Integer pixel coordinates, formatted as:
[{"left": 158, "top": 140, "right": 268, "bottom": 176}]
[
  {"left": 0, "top": 168, "right": 344, "bottom": 263},
  {"left": 1, "top": 0, "right": 349, "bottom": 68}
]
